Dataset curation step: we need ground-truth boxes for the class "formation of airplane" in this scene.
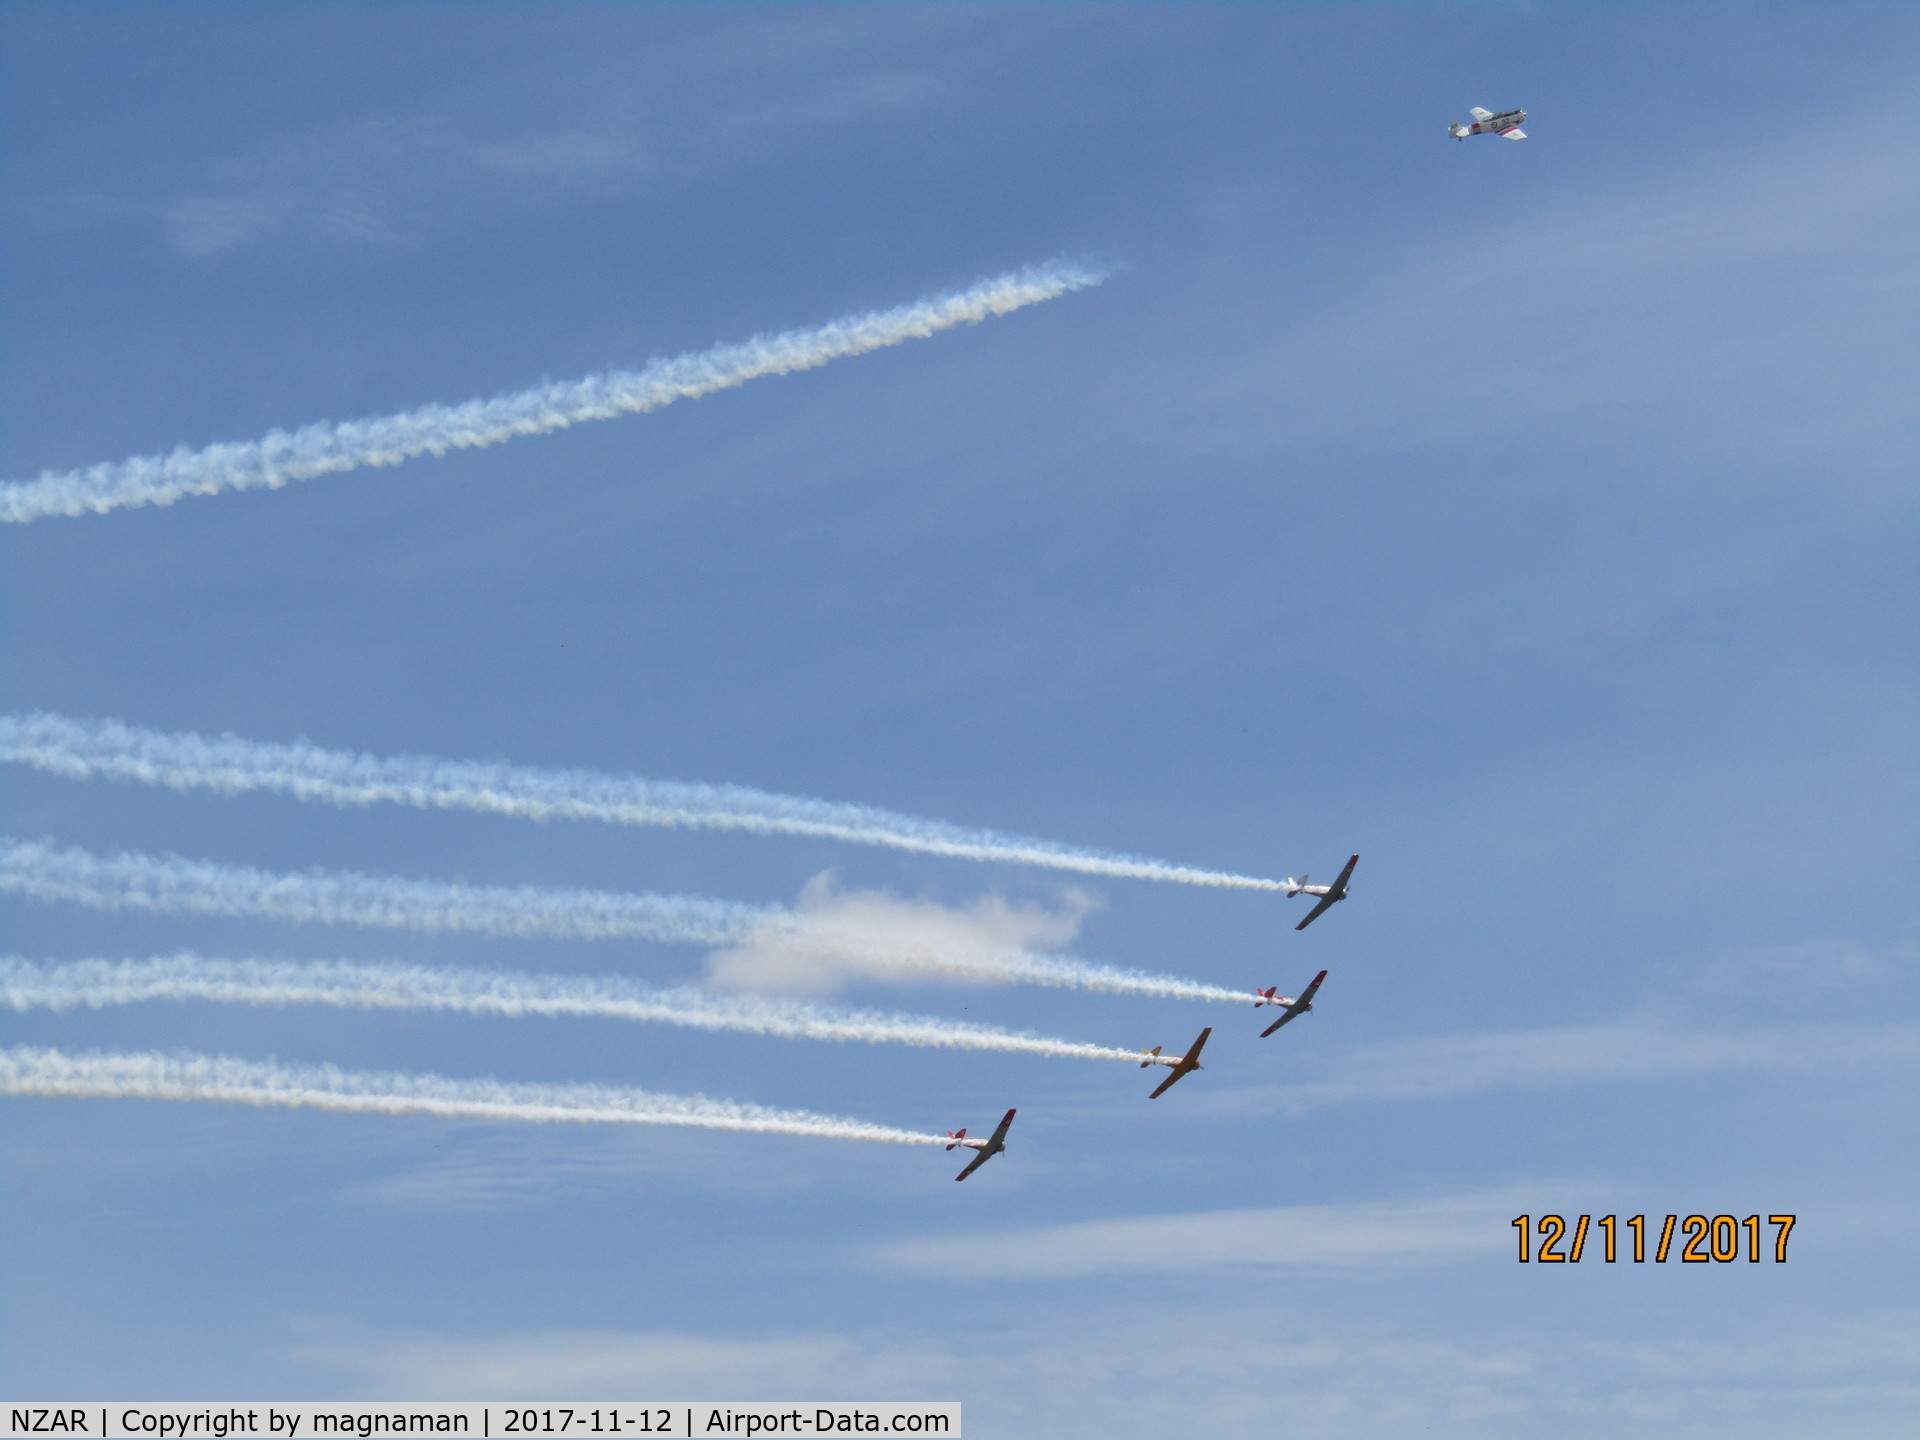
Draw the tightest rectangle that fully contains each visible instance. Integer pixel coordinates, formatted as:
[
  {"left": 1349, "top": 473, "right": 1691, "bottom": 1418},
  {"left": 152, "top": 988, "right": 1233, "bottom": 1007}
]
[
  {"left": 945, "top": 852, "right": 1359, "bottom": 1175},
  {"left": 1141, "top": 1027, "right": 1212, "bottom": 1098},
  {"left": 1449, "top": 106, "right": 1527, "bottom": 140},
  {"left": 948, "top": 1107, "right": 1016, "bottom": 1181},
  {"left": 1285, "top": 854, "right": 1359, "bottom": 930},
  {"left": 939, "top": 107, "right": 1531, "bottom": 1175}
]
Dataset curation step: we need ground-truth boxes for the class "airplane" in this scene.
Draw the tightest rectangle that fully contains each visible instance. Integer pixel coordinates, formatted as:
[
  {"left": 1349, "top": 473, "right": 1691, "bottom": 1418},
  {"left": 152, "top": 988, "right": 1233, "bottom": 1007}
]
[
  {"left": 1259, "top": 969, "right": 1328, "bottom": 1038},
  {"left": 1140, "top": 1027, "right": 1212, "bottom": 1098},
  {"left": 1449, "top": 106, "right": 1527, "bottom": 140},
  {"left": 1285, "top": 854, "right": 1359, "bottom": 930},
  {"left": 947, "top": 1107, "right": 1016, "bottom": 1181}
]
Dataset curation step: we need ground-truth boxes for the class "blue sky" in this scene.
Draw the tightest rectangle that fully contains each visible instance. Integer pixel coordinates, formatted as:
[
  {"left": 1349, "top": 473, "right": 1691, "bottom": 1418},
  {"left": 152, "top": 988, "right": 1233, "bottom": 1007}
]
[{"left": 2, "top": 4, "right": 1916, "bottom": 1435}]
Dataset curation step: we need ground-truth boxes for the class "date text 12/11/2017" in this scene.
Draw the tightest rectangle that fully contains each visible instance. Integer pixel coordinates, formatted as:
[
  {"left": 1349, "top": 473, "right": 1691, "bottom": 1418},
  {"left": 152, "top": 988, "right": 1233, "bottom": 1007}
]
[{"left": 1512, "top": 1214, "right": 1796, "bottom": 1263}]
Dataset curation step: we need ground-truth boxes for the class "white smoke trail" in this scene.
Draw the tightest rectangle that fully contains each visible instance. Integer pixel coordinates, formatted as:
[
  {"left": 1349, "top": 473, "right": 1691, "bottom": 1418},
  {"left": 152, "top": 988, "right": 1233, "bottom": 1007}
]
[
  {"left": 0, "top": 954, "right": 1150, "bottom": 1063},
  {"left": 0, "top": 262, "right": 1105, "bottom": 524},
  {"left": 829, "top": 946, "right": 1250, "bottom": 1006},
  {"left": 0, "top": 837, "right": 1255, "bottom": 1004},
  {"left": 0, "top": 837, "right": 765, "bottom": 944},
  {"left": 0, "top": 712, "right": 1287, "bottom": 891},
  {"left": 0, "top": 1044, "right": 950, "bottom": 1145}
]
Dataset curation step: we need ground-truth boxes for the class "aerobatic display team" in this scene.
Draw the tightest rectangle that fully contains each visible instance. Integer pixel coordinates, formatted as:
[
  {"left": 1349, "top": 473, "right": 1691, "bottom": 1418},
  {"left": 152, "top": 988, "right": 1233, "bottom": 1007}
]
[{"left": 0, "top": 232, "right": 1434, "bottom": 1174}]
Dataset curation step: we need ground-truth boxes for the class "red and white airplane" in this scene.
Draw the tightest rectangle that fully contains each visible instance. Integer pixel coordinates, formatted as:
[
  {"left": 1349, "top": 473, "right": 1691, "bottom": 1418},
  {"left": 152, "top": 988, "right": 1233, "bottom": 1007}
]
[
  {"left": 1449, "top": 106, "right": 1527, "bottom": 140},
  {"left": 1141, "top": 1027, "right": 1212, "bottom": 1098},
  {"left": 948, "top": 1108, "right": 1016, "bottom": 1181},
  {"left": 1257, "top": 969, "right": 1328, "bottom": 1038},
  {"left": 1285, "top": 854, "right": 1359, "bottom": 930}
]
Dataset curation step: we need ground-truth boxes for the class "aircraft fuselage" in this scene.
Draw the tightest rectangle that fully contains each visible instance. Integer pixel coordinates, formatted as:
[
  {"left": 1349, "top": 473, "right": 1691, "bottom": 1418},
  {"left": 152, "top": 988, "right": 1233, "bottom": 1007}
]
[{"left": 1451, "top": 108, "right": 1527, "bottom": 139}]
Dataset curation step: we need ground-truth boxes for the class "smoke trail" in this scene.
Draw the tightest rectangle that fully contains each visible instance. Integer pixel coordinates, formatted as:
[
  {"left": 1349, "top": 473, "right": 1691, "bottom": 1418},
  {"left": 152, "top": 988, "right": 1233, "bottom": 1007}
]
[
  {"left": 0, "top": 954, "right": 1150, "bottom": 1063},
  {"left": 0, "top": 262, "right": 1105, "bottom": 524},
  {"left": 840, "top": 946, "right": 1251, "bottom": 1006},
  {"left": 0, "top": 837, "right": 765, "bottom": 944},
  {"left": 0, "top": 713, "right": 1287, "bottom": 891},
  {"left": 0, "top": 1044, "right": 951, "bottom": 1145},
  {"left": 0, "top": 837, "right": 1254, "bottom": 1004}
]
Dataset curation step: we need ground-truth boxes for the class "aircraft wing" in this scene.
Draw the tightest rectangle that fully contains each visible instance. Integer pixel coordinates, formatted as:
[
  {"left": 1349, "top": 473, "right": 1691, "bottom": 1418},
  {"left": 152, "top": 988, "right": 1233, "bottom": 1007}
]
[
  {"left": 1331, "top": 855, "right": 1360, "bottom": 891},
  {"left": 953, "top": 1148, "right": 994, "bottom": 1182},
  {"left": 1294, "top": 894, "right": 1339, "bottom": 930},
  {"left": 1500, "top": 127, "right": 1527, "bottom": 139},
  {"left": 984, "top": 1108, "right": 1016, "bottom": 1147},
  {"left": 1469, "top": 106, "right": 1493, "bottom": 120}
]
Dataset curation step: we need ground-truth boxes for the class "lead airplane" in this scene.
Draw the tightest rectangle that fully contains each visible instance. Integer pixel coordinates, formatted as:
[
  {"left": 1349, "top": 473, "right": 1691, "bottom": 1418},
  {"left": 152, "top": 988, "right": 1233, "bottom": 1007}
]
[
  {"left": 947, "top": 1108, "right": 1016, "bottom": 1181},
  {"left": 1258, "top": 969, "right": 1328, "bottom": 1038},
  {"left": 1449, "top": 106, "right": 1527, "bottom": 140},
  {"left": 1286, "top": 854, "right": 1359, "bottom": 930},
  {"left": 1141, "top": 1027, "right": 1212, "bottom": 1098}
]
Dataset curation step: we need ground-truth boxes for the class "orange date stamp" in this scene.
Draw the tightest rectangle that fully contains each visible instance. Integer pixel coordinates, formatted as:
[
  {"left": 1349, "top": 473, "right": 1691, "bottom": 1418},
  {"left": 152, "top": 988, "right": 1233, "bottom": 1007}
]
[{"left": 1511, "top": 1213, "right": 1796, "bottom": 1263}]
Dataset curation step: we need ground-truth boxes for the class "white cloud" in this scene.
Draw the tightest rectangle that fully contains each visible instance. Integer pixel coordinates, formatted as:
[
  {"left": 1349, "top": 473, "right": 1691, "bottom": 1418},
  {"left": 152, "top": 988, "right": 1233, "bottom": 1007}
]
[
  {"left": 871, "top": 1188, "right": 1531, "bottom": 1278},
  {"left": 290, "top": 1310, "right": 1920, "bottom": 1437},
  {"left": 290, "top": 1324, "right": 939, "bottom": 1403},
  {"left": 335, "top": 1122, "right": 935, "bottom": 1214},
  {"left": 338, "top": 1131, "right": 684, "bottom": 1213},
  {"left": 703, "top": 873, "right": 1098, "bottom": 995},
  {"left": 156, "top": 117, "right": 630, "bottom": 256},
  {"left": 116, "top": 9, "right": 1025, "bottom": 257},
  {"left": 1690, "top": 939, "right": 1912, "bottom": 997},
  {"left": 1226, "top": 1021, "right": 1920, "bottom": 1116}
]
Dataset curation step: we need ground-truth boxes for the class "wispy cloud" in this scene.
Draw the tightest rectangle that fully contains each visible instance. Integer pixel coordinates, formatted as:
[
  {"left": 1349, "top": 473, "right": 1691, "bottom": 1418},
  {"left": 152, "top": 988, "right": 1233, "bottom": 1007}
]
[
  {"left": 125, "top": 10, "right": 1005, "bottom": 258},
  {"left": 872, "top": 1188, "right": 1532, "bottom": 1278},
  {"left": 1689, "top": 938, "right": 1913, "bottom": 997},
  {"left": 0, "top": 262, "right": 1105, "bottom": 523},
  {"left": 1238, "top": 1020, "right": 1920, "bottom": 1115},
  {"left": 0, "top": 712, "right": 1288, "bottom": 890},
  {"left": 337, "top": 1128, "right": 829, "bottom": 1212},
  {"left": 291, "top": 1310, "right": 1920, "bottom": 1436},
  {"left": 293, "top": 1323, "right": 941, "bottom": 1406},
  {"left": 157, "top": 117, "right": 617, "bottom": 257}
]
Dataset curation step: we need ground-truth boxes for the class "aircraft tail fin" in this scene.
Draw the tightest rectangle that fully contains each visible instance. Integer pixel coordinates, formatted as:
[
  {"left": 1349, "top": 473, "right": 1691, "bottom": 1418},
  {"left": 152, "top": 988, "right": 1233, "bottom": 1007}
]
[
  {"left": 1141, "top": 1046, "right": 1162, "bottom": 1069},
  {"left": 944, "top": 1129, "right": 967, "bottom": 1152}
]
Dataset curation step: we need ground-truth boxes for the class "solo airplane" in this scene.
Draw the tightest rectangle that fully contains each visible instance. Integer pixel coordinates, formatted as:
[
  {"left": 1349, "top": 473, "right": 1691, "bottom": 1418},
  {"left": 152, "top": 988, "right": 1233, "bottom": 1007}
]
[
  {"left": 947, "top": 1108, "right": 1016, "bottom": 1181},
  {"left": 1449, "top": 106, "right": 1527, "bottom": 140},
  {"left": 1257, "top": 970, "right": 1328, "bottom": 1038},
  {"left": 1286, "top": 854, "right": 1359, "bottom": 930},
  {"left": 1141, "top": 1027, "right": 1212, "bottom": 1098}
]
